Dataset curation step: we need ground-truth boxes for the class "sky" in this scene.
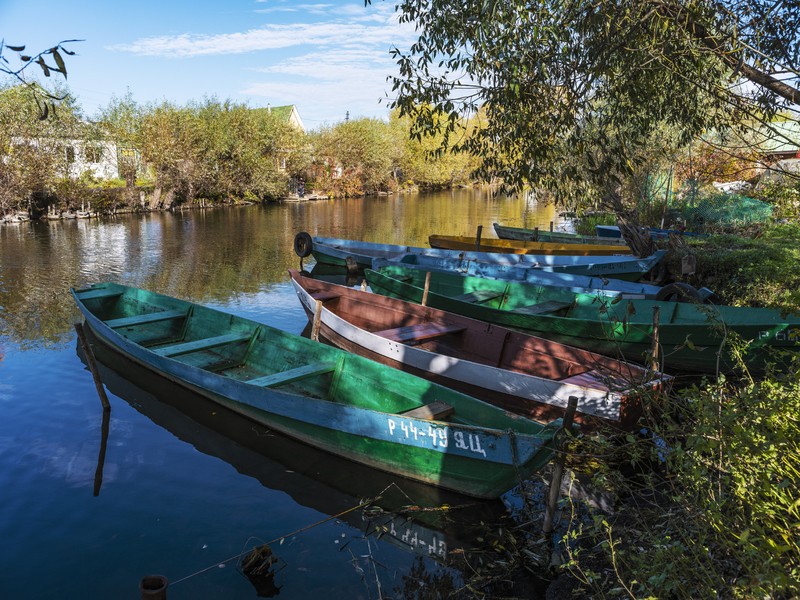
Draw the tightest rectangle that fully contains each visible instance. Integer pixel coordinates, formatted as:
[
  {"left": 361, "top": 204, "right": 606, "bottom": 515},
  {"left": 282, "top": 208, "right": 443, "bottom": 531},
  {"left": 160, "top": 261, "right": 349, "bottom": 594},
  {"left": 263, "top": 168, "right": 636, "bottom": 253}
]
[{"left": 0, "top": 0, "right": 418, "bottom": 129}]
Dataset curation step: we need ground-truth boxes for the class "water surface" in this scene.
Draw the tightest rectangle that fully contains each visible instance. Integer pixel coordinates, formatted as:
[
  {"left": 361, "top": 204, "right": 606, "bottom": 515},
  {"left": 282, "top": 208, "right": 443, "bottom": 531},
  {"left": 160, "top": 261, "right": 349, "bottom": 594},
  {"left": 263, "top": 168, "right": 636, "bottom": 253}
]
[{"left": 0, "top": 190, "right": 561, "bottom": 599}]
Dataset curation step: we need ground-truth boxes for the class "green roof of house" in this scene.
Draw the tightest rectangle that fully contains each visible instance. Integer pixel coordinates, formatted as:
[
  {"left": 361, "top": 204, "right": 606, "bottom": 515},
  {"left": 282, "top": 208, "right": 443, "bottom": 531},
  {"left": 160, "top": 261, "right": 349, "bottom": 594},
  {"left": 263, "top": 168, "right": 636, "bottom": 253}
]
[
  {"left": 253, "top": 105, "right": 304, "bottom": 132},
  {"left": 701, "top": 120, "right": 800, "bottom": 156},
  {"left": 754, "top": 121, "right": 800, "bottom": 154},
  {"left": 268, "top": 105, "right": 294, "bottom": 120}
]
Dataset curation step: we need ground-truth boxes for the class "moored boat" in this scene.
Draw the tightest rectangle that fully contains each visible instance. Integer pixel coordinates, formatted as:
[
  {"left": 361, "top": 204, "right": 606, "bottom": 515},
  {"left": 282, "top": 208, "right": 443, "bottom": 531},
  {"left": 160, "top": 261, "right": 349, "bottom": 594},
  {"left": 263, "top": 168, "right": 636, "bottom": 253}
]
[
  {"left": 294, "top": 233, "right": 667, "bottom": 281},
  {"left": 290, "top": 270, "right": 667, "bottom": 429},
  {"left": 364, "top": 265, "right": 800, "bottom": 375},
  {"left": 72, "top": 282, "right": 563, "bottom": 499},
  {"left": 596, "top": 224, "right": 708, "bottom": 239},
  {"left": 376, "top": 254, "right": 712, "bottom": 301},
  {"left": 428, "top": 234, "right": 630, "bottom": 256},
  {"left": 493, "top": 222, "right": 629, "bottom": 247}
]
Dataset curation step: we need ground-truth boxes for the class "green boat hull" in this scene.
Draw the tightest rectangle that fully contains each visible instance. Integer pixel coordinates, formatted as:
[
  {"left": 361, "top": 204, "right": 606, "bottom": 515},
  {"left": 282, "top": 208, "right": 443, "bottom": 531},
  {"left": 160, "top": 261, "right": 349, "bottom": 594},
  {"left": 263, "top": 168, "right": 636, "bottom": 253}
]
[
  {"left": 72, "top": 283, "right": 561, "bottom": 498},
  {"left": 365, "top": 266, "right": 800, "bottom": 375},
  {"left": 493, "top": 223, "right": 629, "bottom": 246}
]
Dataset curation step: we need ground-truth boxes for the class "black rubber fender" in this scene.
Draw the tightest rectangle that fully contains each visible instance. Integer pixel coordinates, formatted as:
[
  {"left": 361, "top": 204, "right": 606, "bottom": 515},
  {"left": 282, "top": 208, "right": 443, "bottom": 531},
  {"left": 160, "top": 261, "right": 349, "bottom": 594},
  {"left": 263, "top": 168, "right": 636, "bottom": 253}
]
[
  {"left": 293, "top": 232, "right": 313, "bottom": 258},
  {"left": 655, "top": 282, "right": 702, "bottom": 302}
]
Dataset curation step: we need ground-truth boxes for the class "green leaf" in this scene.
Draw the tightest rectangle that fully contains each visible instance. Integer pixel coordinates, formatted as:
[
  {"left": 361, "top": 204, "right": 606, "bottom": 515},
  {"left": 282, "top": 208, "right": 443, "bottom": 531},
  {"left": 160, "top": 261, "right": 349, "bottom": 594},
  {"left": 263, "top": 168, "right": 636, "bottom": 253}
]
[{"left": 51, "top": 48, "right": 67, "bottom": 76}]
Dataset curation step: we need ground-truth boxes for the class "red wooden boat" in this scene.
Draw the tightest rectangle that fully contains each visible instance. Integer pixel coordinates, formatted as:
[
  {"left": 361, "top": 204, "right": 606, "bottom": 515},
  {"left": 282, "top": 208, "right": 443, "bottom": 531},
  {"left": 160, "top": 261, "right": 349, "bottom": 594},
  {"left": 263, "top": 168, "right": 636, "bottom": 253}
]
[{"left": 289, "top": 270, "right": 668, "bottom": 430}]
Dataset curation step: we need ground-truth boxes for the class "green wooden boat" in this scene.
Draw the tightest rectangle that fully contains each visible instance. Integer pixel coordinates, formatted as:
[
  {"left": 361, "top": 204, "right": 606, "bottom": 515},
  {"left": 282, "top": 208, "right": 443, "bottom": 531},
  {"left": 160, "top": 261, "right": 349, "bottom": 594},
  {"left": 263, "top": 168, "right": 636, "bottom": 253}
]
[
  {"left": 493, "top": 223, "right": 630, "bottom": 247},
  {"left": 71, "top": 282, "right": 563, "bottom": 499},
  {"left": 365, "top": 265, "right": 800, "bottom": 375}
]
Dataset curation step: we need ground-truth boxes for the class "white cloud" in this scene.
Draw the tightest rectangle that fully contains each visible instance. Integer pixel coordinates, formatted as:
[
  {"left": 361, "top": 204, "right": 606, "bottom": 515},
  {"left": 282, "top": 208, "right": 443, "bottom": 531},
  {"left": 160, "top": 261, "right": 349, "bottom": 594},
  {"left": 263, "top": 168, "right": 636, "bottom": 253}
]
[
  {"left": 104, "top": 1, "right": 415, "bottom": 124},
  {"left": 110, "top": 3, "right": 409, "bottom": 58}
]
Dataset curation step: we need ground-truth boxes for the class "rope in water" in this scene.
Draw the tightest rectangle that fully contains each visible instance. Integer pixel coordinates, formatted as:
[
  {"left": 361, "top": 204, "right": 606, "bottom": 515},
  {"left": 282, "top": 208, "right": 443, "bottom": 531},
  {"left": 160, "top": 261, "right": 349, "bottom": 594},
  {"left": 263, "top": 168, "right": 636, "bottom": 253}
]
[{"left": 169, "top": 495, "right": 380, "bottom": 587}]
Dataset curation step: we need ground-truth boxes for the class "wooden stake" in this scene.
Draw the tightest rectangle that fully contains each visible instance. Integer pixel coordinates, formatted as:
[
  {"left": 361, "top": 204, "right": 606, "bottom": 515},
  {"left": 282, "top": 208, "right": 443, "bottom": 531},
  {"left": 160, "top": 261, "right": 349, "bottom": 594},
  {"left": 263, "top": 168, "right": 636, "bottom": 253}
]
[
  {"left": 93, "top": 407, "right": 110, "bottom": 497},
  {"left": 74, "top": 322, "right": 110, "bottom": 411},
  {"left": 550, "top": 221, "right": 554, "bottom": 232},
  {"left": 651, "top": 305, "right": 661, "bottom": 371},
  {"left": 534, "top": 227, "right": 539, "bottom": 241},
  {"left": 543, "top": 396, "right": 579, "bottom": 535},
  {"left": 139, "top": 575, "right": 169, "bottom": 599},
  {"left": 311, "top": 300, "right": 323, "bottom": 341},
  {"left": 475, "top": 225, "right": 483, "bottom": 251},
  {"left": 421, "top": 272, "right": 431, "bottom": 306}
]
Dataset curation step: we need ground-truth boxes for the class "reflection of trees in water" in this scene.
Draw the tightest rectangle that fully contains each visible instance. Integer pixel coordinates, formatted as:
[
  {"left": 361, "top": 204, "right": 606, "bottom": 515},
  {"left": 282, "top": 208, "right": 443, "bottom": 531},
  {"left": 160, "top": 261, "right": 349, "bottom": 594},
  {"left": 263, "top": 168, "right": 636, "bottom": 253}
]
[{"left": 1, "top": 192, "right": 553, "bottom": 344}]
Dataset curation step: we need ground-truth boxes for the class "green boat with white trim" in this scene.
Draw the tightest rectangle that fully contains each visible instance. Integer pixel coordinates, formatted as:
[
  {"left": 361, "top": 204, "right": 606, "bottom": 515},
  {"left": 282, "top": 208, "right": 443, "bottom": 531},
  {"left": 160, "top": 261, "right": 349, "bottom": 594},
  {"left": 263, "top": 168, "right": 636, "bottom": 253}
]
[
  {"left": 71, "top": 282, "right": 563, "bottom": 499},
  {"left": 364, "top": 265, "right": 800, "bottom": 375}
]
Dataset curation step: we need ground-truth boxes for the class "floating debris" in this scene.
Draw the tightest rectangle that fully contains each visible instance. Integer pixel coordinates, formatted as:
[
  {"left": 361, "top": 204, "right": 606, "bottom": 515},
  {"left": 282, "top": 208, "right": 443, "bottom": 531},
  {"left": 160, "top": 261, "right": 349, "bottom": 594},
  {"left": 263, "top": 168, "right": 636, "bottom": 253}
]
[{"left": 241, "top": 543, "right": 282, "bottom": 598}]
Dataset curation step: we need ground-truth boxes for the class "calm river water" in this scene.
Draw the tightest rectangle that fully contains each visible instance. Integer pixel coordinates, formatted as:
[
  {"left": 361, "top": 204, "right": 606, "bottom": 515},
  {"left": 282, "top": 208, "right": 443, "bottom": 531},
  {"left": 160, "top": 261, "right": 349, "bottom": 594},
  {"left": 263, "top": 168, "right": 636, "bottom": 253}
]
[{"left": 0, "top": 189, "right": 564, "bottom": 599}]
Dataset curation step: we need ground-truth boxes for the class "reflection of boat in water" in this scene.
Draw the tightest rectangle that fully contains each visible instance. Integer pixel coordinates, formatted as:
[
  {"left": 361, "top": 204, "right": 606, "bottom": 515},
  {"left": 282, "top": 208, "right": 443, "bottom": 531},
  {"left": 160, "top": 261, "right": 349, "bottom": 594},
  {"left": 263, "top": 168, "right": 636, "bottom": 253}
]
[
  {"left": 77, "top": 330, "right": 513, "bottom": 565},
  {"left": 305, "top": 262, "right": 364, "bottom": 287}
]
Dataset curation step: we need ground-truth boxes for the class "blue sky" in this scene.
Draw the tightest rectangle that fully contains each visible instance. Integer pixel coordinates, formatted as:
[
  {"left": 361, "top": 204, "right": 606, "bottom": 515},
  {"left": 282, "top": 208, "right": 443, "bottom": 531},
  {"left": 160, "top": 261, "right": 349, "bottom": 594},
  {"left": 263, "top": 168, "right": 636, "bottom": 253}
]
[{"left": 0, "top": 0, "right": 417, "bottom": 129}]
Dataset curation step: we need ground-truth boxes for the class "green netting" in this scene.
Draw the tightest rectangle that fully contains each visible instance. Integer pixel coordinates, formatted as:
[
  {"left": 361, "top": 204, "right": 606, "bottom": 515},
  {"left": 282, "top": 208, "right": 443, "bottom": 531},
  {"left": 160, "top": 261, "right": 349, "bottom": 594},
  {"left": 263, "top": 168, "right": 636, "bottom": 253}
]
[{"left": 681, "top": 193, "right": 773, "bottom": 228}]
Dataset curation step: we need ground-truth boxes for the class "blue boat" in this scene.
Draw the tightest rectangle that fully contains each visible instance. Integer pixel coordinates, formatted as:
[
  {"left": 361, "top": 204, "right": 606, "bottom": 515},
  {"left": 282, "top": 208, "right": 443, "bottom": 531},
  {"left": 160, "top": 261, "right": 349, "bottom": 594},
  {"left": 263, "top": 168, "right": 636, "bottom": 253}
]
[{"left": 293, "top": 233, "right": 667, "bottom": 281}]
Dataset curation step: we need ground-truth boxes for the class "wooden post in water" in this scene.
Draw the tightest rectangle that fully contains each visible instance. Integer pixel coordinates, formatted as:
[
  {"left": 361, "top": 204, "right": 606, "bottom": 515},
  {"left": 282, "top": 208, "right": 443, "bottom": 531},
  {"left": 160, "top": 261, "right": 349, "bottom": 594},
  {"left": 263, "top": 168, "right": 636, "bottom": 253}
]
[
  {"left": 344, "top": 255, "right": 359, "bottom": 276},
  {"left": 550, "top": 221, "right": 554, "bottom": 232},
  {"left": 651, "top": 305, "right": 661, "bottom": 371},
  {"left": 421, "top": 272, "right": 431, "bottom": 306},
  {"left": 475, "top": 225, "right": 483, "bottom": 252},
  {"left": 311, "top": 300, "right": 323, "bottom": 341},
  {"left": 74, "top": 322, "right": 110, "bottom": 411},
  {"left": 140, "top": 575, "right": 169, "bottom": 600},
  {"left": 543, "top": 396, "right": 579, "bottom": 536},
  {"left": 93, "top": 407, "right": 110, "bottom": 497},
  {"left": 533, "top": 227, "right": 539, "bottom": 241}
]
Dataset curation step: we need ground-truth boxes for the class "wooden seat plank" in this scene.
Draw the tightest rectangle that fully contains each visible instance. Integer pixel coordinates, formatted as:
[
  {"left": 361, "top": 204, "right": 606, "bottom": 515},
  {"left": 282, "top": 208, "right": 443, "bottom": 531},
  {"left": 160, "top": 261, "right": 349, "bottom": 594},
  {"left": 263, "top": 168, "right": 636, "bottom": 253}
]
[
  {"left": 452, "top": 289, "right": 503, "bottom": 303},
  {"left": 310, "top": 291, "right": 341, "bottom": 302},
  {"left": 374, "top": 322, "right": 466, "bottom": 343},
  {"left": 510, "top": 300, "right": 572, "bottom": 315},
  {"left": 152, "top": 332, "right": 252, "bottom": 357},
  {"left": 75, "top": 288, "right": 123, "bottom": 301},
  {"left": 401, "top": 401, "right": 454, "bottom": 421},
  {"left": 106, "top": 309, "right": 186, "bottom": 328},
  {"left": 246, "top": 361, "right": 337, "bottom": 387}
]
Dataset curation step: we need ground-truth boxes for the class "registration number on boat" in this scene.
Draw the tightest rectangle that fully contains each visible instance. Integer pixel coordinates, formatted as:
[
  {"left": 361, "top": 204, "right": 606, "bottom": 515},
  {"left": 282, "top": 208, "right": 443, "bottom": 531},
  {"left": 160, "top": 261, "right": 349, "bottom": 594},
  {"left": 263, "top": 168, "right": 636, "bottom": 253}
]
[
  {"left": 386, "top": 418, "right": 487, "bottom": 457},
  {"left": 760, "top": 327, "right": 800, "bottom": 342}
]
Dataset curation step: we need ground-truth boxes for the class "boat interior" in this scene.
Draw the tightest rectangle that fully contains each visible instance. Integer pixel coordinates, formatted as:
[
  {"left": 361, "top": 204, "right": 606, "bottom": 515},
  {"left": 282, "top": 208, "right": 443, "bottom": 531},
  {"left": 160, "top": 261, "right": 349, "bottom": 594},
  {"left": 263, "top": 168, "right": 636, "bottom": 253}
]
[
  {"left": 73, "top": 285, "right": 549, "bottom": 431},
  {"left": 300, "top": 278, "right": 653, "bottom": 394}
]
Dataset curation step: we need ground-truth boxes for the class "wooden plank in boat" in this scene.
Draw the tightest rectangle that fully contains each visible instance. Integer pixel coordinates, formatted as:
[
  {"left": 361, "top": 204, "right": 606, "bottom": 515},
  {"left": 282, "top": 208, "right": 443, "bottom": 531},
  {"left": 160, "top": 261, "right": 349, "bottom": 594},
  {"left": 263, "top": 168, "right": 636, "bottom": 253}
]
[
  {"left": 401, "top": 401, "right": 454, "bottom": 421},
  {"left": 451, "top": 289, "right": 503, "bottom": 303},
  {"left": 105, "top": 309, "right": 187, "bottom": 328},
  {"left": 310, "top": 291, "right": 340, "bottom": 302},
  {"left": 152, "top": 332, "right": 252, "bottom": 357},
  {"left": 75, "top": 288, "right": 123, "bottom": 301},
  {"left": 510, "top": 300, "right": 572, "bottom": 315},
  {"left": 560, "top": 370, "right": 606, "bottom": 389},
  {"left": 246, "top": 361, "right": 337, "bottom": 387},
  {"left": 374, "top": 322, "right": 466, "bottom": 343}
]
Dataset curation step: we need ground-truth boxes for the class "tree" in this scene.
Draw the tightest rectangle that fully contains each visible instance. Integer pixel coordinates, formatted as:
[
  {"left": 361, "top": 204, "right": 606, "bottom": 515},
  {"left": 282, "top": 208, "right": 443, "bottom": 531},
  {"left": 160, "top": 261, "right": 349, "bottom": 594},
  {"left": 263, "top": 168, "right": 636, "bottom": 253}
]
[
  {"left": 0, "top": 84, "right": 84, "bottom": 214},
  {"left": 392, "top": 107, "right": 480, "bottom": 189},
  {"left": 310, "top": 118, "right": 396, "bottom": 196},
  {"left": 381, "top": 0, "right": 800, "bottom": 207}
]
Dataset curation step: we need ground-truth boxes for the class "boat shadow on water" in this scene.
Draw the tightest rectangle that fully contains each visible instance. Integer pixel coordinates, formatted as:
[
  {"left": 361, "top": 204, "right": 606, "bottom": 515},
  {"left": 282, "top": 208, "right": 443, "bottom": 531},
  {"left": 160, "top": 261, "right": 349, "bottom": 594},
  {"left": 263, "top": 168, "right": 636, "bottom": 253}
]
[{"left": 76, "top": 329, "right": 527, "bottom": 590}]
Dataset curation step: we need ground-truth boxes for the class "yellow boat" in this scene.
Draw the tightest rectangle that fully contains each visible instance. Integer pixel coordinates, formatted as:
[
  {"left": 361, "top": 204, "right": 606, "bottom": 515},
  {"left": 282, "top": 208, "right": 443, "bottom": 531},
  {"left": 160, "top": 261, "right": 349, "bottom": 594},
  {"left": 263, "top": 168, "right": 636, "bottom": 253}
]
[{"left": 428, "top": 234, "right": 632, "bottom": 256}]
